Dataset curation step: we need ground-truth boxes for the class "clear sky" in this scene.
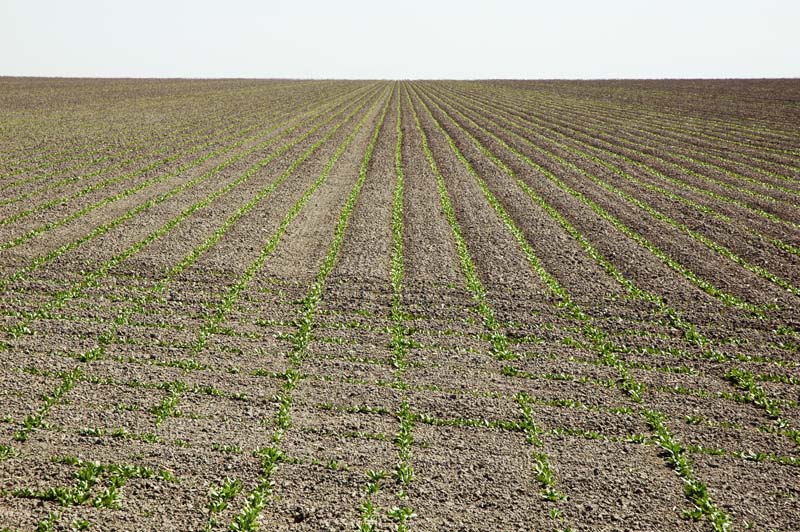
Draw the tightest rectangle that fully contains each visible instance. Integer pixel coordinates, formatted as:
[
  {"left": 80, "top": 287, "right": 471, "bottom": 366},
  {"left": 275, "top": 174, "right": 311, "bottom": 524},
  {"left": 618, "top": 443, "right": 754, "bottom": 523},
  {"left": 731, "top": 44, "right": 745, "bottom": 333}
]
[{"left": 1, "top": 0, "right": 798, "bottom": 79}]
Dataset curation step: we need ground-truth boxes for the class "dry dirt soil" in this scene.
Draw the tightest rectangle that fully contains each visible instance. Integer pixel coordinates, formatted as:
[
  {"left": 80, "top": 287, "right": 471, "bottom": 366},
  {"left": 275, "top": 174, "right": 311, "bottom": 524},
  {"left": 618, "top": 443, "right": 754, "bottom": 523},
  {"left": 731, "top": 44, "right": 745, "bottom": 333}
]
[{"left": 0, "top": 78, "right": 798, "bottom": 531}]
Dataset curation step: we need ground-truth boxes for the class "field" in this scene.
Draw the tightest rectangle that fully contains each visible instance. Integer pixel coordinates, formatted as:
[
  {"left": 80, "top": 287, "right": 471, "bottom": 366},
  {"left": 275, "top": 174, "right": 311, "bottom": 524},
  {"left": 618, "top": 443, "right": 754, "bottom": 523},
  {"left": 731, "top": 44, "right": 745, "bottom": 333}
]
[{"left": 0, "top": 78, "right": 798, "bottom": 531}]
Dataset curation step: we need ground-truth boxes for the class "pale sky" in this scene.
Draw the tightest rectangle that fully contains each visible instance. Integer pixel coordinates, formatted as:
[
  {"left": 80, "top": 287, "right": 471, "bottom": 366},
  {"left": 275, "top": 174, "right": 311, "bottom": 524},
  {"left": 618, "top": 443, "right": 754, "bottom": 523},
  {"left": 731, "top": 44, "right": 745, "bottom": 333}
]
[{"left": 1, "top": 0, "right": 798, "bottom": 79}]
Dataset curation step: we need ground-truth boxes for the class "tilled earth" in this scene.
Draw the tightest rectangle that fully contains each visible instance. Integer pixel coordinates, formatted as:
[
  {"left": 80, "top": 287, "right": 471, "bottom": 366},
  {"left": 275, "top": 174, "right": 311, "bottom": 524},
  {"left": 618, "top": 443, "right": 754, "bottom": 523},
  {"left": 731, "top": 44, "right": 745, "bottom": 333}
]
[{"left": 0, "top": 78, "right": 799, "bottom": 531}]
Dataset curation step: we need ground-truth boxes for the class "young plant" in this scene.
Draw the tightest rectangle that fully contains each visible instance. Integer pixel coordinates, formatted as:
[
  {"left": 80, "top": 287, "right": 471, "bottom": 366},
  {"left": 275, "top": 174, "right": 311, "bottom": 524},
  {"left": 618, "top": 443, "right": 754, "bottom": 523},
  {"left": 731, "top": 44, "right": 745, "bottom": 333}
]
[
  {"left": 204, "top": 478, "right": 243, "bottom": 531},
  {"left": 643, "top": 409, "right": 730, "bottom": 531}
]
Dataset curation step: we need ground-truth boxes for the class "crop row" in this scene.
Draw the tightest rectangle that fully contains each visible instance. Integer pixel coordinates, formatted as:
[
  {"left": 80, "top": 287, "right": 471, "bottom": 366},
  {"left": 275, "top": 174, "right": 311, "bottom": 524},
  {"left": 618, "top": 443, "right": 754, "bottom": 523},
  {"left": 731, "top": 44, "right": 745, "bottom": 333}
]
[
  {"left": 415, "top": 83, "right": 800, "bottom": 443},
  {"left": 0, "top": 83, "right": 357, "bottom": 226},
  {"left": 357, "top": 87, "right": 417, "bottom": 532},
  {"left": 493, "top": 83, "right": 800, "bottom": 185},
  {"left": 444, "top": 83, "right": 800, "bottom": 244},
  {"left": 3, "top": 87, "right": 385, "bottom": 456},
  {"left": 0, "top": 84, "right": 381, "bottom": 301},
  {"left": 226, "top": 85, "right": 391, "bottom": 531},
  {"left": 421, "top": 83, "right": 798, "bottom": 324},
  {"left": 405, "top": 85, "right": 572, "bottom": 530},
  {"left": 0, "top": 83, "right": 377, "bottom": 264},
  {"left": 0, "top": 83, "right": 389, "bottom": 532},
  {"left": 406, "top": 84, "right": 734, "bottom": 529},
  {"left": 472, "top": 81, "right": 800, "bottom": 162},
  {"left": 1, "top": 80, "right": 796, "bottom": 531},
  {"left": 0, "top": 80, "right": 331, "bottom": 182},
  {"left": 0, "top": 81, "right": 363, "bottom": 200},
  {"left": 437, "top": 83, "right": 800, "bottom": 272}
]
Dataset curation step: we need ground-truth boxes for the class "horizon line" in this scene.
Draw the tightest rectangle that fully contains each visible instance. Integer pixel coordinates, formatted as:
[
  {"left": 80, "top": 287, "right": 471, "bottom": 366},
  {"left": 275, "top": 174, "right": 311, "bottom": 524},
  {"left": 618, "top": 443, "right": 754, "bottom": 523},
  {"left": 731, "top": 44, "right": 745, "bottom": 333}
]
[{"left": 2, "top": 75, "right": 800, "bottom": 81}]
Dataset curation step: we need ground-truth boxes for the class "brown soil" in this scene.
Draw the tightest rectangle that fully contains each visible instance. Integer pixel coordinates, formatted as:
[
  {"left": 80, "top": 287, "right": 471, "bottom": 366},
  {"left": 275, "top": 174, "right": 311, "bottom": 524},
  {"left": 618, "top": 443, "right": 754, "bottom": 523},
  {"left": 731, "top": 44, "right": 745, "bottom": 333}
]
[{"left": 1, "top": 79, "right": 798, "bottom": 532}]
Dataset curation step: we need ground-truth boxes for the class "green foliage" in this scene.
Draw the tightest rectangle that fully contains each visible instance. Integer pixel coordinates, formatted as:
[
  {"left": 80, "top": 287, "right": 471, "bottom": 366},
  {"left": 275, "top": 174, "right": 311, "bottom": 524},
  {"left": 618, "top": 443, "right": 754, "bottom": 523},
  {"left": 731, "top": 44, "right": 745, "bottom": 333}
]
[
  {"left": 36, "top": 513, "right": 59, "bottom": 532},
  {"left": 387, "top": 505, "right": 416, "bottom": 532},
  {"left": 205, "top": 478, "right": 243, "bottom": 531},
  {"left": 726, "top": 367, "right": 782, "bottom": 418},
  {"left": 15, "top": 368, "right": 82, "bottom": 441},
  {"left": 514, "top": 392, "right": 564, "bottom": 500},
  {"left": 13, "top": 456, "right": 171, "bottom": 513},
  {"left": 642, "top": 410, "right": 730, "bottom": 531},
  {"left": 225, "top": 87, "right": 393, "bottom": 532},
  {"left": 0, "top": 444, "right": 18, "bottom": 461}
]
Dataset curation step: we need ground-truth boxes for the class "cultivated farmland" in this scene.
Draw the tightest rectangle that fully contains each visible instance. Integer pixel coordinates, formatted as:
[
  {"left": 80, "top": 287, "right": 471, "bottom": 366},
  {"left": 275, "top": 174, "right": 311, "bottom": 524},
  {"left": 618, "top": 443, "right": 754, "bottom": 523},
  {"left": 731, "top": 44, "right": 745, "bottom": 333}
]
[{"left": 0, "top": 78, "right": 798, "bottom": 531}]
